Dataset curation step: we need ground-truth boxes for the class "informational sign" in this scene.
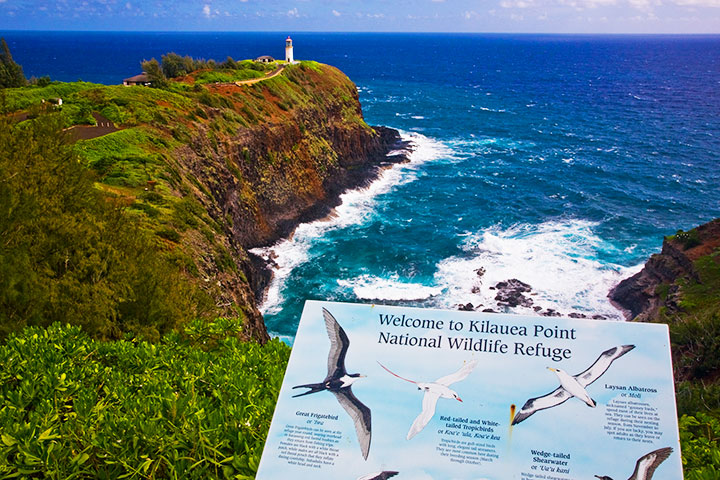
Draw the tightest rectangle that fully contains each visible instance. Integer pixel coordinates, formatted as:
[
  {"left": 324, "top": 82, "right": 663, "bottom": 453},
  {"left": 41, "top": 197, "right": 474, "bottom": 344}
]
[{"left": 256, "top": 300, "right": 683, "bottom": 480}]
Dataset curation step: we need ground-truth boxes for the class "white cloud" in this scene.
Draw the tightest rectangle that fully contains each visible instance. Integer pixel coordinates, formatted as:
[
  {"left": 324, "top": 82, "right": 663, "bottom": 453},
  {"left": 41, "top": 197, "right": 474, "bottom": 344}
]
[
  {"left": 287, "top": 7, "right": 299, "bottom": 17},
  {"left": 332, "top": 9, "right": 341, "bottom": 16},
  {"left": 501, "top": 0, "right": 537, "bottom": 8},
  {"left": 202, "top": 3, "right": 210, "bottom": 17},
  {"left": 672, "top": 0, "right": 720, "bottom": 5},
  {"left": 125, "top": 2, "right": 131, "bottom": 9},
  {"left": 463, "top": 10, "right": 479, "bottom": 18}
]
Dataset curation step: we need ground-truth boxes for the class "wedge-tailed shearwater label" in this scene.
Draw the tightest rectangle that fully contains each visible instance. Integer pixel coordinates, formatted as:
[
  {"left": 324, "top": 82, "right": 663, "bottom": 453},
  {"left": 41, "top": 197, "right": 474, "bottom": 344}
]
[{"left": 255, "top": 301, "right": 683, "bottom": 479}]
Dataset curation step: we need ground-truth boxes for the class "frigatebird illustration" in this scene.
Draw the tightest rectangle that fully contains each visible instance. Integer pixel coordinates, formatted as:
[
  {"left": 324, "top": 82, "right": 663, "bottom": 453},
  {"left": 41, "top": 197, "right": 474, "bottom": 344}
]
[
  {"left": 357, "top": 471, "right": 399, "bottom": 480},
  {"left": 292, "top": 308, "right": 371, "bottom": 460},
  {"left": 512, "top": 344, "right": 634, "bottom": 425},
  {"left": 595, "top": 447, "right": 672, "bottom": 480},
  {"left": 379, "top": 359, "right": 478, "bottom": 440}
]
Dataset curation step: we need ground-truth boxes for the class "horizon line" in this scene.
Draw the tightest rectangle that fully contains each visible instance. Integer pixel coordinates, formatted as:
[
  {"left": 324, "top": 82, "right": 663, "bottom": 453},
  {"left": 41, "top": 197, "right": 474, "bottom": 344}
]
[{"left": 3, "top": 29, "right": 720, "bottom": 36}]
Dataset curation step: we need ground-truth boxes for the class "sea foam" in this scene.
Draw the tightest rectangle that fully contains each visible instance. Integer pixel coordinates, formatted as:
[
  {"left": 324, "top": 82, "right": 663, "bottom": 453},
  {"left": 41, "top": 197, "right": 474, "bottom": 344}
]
[
  {"left": 434, "top": 220, "right": 642, "bottom": 318},
  {"left": 251, "top": 131, "right": 448, "bottom": 316}
]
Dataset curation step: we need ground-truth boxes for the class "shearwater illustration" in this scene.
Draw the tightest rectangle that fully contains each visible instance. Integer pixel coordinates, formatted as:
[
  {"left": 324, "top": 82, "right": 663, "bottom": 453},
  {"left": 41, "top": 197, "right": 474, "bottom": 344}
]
[
  {"left": 357, "top": 471, "right": 399, "bottom": 480},
  {"left": 292, "top": 308, "right": 372, "bottom": 460},
  {"left": 378, "top": 359, "right": 478, "bottom": 440},
  {"left": 594, "top": 447, "right": 673, "bottom": 480},
  {"left": 512, "top": 344, "right": 635, "bottom": 425}
]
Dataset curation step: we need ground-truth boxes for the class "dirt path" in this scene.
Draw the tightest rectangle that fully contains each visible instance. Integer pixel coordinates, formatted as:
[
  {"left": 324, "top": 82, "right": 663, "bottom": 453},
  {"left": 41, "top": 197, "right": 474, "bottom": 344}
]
[{"left": 235, "top": 65, "right": 286, "bottom": 86}]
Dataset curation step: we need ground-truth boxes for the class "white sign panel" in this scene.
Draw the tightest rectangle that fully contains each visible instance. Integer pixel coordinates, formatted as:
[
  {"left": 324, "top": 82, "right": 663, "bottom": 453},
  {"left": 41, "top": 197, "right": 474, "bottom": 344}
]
[{"left": 257, "top": 300, "right": 683, "bottom": 480}]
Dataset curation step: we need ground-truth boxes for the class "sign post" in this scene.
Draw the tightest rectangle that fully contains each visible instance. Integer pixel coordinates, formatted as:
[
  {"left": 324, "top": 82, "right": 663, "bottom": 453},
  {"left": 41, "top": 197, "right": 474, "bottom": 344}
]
[{"left": 257, "top": 300, "right": 683, "bottom": 479}]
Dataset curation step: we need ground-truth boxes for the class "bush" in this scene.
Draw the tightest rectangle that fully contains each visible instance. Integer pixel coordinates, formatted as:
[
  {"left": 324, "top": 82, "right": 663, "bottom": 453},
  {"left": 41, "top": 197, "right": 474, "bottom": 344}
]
[
  {"left": 680, "top": 412, "right": 720, "bottom": 479},
  {"left": 0, "top": 321, "right": 291, "bottom": 479}
]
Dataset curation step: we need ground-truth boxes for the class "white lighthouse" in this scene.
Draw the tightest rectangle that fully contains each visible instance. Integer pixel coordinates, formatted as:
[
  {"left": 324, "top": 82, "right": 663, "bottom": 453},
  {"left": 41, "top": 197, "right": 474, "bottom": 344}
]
[{"left": 285, "top": 36, "right": 294, "bottom": 63}]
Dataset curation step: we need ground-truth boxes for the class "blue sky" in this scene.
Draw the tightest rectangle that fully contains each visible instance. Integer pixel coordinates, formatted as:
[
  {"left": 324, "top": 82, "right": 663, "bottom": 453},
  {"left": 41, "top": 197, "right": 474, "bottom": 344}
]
[{"left": 1, "top": 0, "right": 718, "bottom": 33}]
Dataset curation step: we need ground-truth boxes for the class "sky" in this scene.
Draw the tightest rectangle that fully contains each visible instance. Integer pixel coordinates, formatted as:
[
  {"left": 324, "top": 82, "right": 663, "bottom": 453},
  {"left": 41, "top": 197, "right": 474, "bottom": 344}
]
[{"left": 1, "top": 0, "right": 719, "bottom": 34}]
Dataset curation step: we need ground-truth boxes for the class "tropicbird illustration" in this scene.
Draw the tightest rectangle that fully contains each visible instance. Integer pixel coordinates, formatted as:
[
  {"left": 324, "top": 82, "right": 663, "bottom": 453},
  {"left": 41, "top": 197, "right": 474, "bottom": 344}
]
[
  {"left": 595, "top": 447, "right": 673, "bottom": 480},
  {"left": 357, "top": 471, "right": 399, "bottom": 480},
  {"left": 379, "top": 359, "right": 478, "bottom": 440},
  {"left": 292, "top": 308, "right": 372, "bottom": 460},
  {"left": 512, "top": 344, "right": 635, "bottom": 425}
]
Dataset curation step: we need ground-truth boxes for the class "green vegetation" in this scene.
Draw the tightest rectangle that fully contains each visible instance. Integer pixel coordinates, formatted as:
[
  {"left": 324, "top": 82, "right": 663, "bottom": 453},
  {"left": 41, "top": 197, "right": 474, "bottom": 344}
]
[
  {"left": 0, "top": 112, "right": 210, "bottom": 340},
  {"left": 646, "top": 223, "right": 720, "bottom": 477},
  {"left": 680, "top": 413, "right": 720, "bottom": 480},
  {"left": 0, "top": 54, "right": 401, "bottom": 478},
  {"left": 140, "top": 53, "right": 275, "bottom": 88},
  {"left": 0, "top": 38, "right": 26, "bottom": 88},
  {"left": 0, "top": 320, "right": 290, "bottom": 479}
]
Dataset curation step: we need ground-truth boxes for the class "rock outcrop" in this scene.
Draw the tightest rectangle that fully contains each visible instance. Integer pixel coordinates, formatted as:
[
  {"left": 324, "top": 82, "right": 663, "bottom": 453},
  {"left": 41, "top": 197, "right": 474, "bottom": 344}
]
[
  {"left": 609, "top": 219, "right": 720, "bottom": 321},
  {"left": 165, "top": 63, "right": 408, "bottom": 341}
]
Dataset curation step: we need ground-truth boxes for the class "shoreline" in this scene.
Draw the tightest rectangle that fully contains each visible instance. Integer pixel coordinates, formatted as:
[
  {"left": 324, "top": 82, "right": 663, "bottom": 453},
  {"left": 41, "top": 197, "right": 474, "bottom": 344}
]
[{"left": 247, "top": 126, "right": 414, "bottom": 312}]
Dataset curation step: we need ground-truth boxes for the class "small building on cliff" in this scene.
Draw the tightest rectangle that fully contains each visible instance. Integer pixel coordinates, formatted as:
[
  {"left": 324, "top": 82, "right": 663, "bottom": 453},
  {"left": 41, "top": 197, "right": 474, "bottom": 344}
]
[
  {"left": 255, "top": 55, "right": 275, "bottom": 63},
  {"left": 122, "top": 73, "right": 151, "bottom": 86}
]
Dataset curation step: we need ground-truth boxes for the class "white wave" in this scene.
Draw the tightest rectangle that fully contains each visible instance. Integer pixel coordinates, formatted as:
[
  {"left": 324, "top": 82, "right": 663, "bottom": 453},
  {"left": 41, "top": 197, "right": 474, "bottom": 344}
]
[
  {"left": 251, "top": 131, "right": 450, "bottom": 315},
  {"left": 434, "top": 220, "right": 642, "bottom": 319},
  {"left": 337, "top": 275, "right": 442, "bottom": 302},
  {"left": 411, "top": 115, "right": 425, "bottom": 119}
]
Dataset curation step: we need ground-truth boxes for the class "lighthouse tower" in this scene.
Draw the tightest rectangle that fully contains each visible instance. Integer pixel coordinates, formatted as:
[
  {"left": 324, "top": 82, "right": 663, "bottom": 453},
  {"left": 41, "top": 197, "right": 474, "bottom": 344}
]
[{"left": 285, "top": 36, "right": 294, "bottom": 63}]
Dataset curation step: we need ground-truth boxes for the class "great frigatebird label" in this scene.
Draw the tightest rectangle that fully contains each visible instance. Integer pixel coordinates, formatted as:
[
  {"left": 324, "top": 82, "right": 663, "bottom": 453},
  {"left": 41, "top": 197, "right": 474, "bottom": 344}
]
[{"left": 255, "top": 300, "right": 683, "bottom": 480}]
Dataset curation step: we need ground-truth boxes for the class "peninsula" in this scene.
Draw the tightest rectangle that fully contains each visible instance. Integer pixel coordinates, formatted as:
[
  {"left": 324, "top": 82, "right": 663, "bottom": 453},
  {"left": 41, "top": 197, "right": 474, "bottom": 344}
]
[{"left": 2, "top": 57, "right": 407, "bottom": 341}]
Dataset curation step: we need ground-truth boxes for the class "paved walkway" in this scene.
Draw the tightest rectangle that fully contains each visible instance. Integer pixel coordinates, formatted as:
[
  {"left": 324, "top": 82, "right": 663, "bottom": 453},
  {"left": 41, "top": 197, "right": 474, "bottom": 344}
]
[{"left": 66, "top": 112, "right": 120, "bottom": 141}]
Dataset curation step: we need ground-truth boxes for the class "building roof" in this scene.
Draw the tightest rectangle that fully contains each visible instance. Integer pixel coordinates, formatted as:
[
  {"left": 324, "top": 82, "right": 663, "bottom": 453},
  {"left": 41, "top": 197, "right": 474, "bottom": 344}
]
[
  {"left": 123, "top": 73, "right": 150, "bottom": 83},
  {"left": 255, "top": 55, "right": 275, "bottom": 61}
]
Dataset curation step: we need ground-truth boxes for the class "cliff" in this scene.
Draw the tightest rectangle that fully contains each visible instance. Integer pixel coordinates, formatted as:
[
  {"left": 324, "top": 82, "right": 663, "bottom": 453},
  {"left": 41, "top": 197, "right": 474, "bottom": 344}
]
[
  {"left": 609, "top": 219, "right": 720, "bottom": 322},
  {"left": 609, "top": 219, "right": 720, "bottom": 414},
  {"left": 5, "top": 61, "right": 407, "bottom": 342}
]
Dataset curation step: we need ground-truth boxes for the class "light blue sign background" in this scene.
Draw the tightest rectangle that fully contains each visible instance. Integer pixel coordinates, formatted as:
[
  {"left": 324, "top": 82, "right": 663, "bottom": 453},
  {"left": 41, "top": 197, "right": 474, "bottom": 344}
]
[{"left": 257, "top": 300, "right": 682, "bottom": 480}]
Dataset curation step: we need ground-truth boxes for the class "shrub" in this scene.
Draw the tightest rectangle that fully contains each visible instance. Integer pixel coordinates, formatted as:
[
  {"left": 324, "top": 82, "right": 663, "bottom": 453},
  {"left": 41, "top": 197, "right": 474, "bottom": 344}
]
[
  {"left": 680, "top": 412, "right": 720, "bottom": 479},
  {"left": 0, "top": 322, "right": 290, "bottom": 479}
]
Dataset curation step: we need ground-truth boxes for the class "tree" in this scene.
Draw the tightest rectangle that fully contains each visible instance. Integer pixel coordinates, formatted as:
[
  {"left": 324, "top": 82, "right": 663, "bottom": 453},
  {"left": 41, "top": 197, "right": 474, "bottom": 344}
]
[
  {"left": 0, "top": 37, "right": 27, "bottom": 88},
  {"left": 0, "top": 112, "right": 207, "bottom": 339},
  {"left": 140, "top": 58, "right": 167, "bottom": 88}
]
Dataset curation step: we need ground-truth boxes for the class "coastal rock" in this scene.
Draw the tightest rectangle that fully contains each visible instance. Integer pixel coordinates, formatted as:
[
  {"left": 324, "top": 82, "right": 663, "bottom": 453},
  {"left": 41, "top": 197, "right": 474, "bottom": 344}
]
[
  {"left": 609, "top": 218, "right": 720, "bottom": 321},
  {"left": 165, "top": 64, "right": 409, "bottom": 341},
  {"left": 494, "top": 279, "right": 534, "bottom": 308}
]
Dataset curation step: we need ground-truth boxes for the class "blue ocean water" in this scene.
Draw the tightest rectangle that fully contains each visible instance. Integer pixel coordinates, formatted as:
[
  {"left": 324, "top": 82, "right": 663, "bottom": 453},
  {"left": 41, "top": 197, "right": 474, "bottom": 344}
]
[{"left": 6, "top": 32, "right": 720, "bottom": 339}]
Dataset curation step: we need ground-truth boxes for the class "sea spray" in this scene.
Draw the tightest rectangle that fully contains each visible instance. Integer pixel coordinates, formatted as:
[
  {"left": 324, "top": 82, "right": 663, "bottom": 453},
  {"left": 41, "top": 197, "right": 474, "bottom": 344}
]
[
  {"left": 251, "top": 132, "right": 449, "bottom": 318},
  {"left": 434, "top": 220, "right": 642, "bottom": 318}
]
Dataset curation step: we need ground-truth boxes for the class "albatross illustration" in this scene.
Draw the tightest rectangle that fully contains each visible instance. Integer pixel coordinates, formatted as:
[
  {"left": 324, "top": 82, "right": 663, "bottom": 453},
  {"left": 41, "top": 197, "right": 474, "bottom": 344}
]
[
  {"left": 595, "top": 447, "right": 672, "bottom": 480},
  {"left": 512, "top": 344, "right": 635, "bottom": 425},
  {"left": 292, "top": 308, "right": 372, "bottom": 460},
  {"left": 357, "top": 471, "right": 399, "bottom": 480},
  {"left": 379, "top": 359, "right": 478, "bottom": 440}
]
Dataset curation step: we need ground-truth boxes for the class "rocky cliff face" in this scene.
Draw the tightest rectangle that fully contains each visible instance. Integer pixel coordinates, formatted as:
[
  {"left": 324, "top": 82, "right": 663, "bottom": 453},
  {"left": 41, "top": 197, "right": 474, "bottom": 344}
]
[
  {"left": 609, "top": 219, "right": 720, "bottom": 321},
  {"left": 164, "top": 63, "right": 406, "bottom": 341}
]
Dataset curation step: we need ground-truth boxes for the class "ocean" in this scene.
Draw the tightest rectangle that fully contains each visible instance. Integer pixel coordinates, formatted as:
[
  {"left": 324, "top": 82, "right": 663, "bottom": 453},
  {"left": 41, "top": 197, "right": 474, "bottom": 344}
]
[{"left": 6, "top": 32, "right": 720, "bottom": 341}]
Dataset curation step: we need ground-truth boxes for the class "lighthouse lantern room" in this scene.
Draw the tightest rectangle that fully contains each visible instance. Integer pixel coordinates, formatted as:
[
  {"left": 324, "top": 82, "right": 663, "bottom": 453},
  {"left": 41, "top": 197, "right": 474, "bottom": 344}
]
[{"left": 285, "top": 36, "right": 294, "bottom": 63}]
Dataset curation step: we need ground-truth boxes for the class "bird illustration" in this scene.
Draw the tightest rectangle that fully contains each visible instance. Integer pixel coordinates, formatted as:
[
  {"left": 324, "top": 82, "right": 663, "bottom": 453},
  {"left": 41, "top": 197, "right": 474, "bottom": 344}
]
[
  {"left": 357, "top": 471, "right": 399, "bottom": 480},
  {"left": 379, "top": 359, "right": 478, "bottom": 440},
  {"left": 595, "top": 447, "right": 673, "bottom": 480},
  {"left": 292, "top": 308, "right": 372, "bottom": 460},
  {"left": 512, "top": 344, "right": 634, "bottom": 425}
]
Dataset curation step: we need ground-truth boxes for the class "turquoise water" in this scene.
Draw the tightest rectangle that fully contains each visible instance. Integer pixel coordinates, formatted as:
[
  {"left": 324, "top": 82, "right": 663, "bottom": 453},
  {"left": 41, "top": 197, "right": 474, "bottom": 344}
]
[{"left": 7, "top": 33, "right": 720, "bottom": 339}]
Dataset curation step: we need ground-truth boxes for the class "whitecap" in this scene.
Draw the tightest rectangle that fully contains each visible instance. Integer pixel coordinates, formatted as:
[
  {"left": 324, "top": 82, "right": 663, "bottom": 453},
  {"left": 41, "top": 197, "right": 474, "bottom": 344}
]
[
  {"left": 337, "top": 275, "right": 442, "bottom": 302},
  {"left": 434, "top": 220, "right": 642, "bottom": 319}
]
